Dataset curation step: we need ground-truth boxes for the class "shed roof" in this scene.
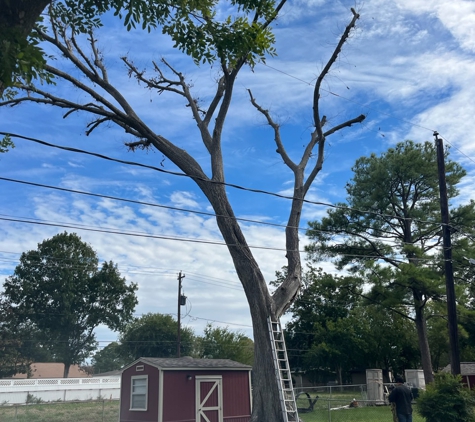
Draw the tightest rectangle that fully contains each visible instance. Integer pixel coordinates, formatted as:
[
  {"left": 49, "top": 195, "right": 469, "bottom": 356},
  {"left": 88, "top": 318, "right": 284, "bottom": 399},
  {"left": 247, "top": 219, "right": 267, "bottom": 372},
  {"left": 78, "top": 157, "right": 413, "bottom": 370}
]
[
  {"left": 125, "top": 356, "right": 251, "bottom": 371},
  {"left": 442, "top": 362, "right": 475, "bottom": 375}
]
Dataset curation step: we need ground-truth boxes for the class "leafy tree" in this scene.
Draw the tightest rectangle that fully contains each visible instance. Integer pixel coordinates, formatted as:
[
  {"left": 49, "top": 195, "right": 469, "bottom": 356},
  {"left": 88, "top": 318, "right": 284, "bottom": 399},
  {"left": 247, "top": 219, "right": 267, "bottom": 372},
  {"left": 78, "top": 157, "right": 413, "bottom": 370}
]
[
  {"left": 91, "top": 342, "right": 128, "bottom": 374},
  {"left": 0, "top": 0, "right": 276, "bottom": 93},
  {"left": 2, "top": 232, "right": 138, "bottom": 377},
  {"left": 417, "top": 372, "right": 475, "bottom": 422},
  {"left": 0, "top": 0, "right": 50, "bottom": 93},
  {"left": 119, "top": 313, "right": 195, "bottom": 360},
  {"left": 198, "top": 323, "right": 254, "bottom": 365},
  {"left": 306, "top": 140, "right": 470, "bottom": 384},
  {"left": 0, "top": 3, "right": 366, "bottom": 418},
  {"left": 0, "top": 135, "right": 14, "bottom": 153},
  {"left": 284, "top": 268, "right": 419, "bottom": 384},
  {"left": 0, "top": 298, "right": 52, "bottom": 377}
]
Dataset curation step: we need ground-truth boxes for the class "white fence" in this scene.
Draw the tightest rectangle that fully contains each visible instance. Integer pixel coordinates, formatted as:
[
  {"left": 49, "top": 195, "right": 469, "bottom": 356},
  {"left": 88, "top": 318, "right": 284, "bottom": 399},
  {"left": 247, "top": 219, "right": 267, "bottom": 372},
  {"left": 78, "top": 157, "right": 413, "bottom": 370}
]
[{"left": 0, "top": 377, "right": 121, "bottom": 404}]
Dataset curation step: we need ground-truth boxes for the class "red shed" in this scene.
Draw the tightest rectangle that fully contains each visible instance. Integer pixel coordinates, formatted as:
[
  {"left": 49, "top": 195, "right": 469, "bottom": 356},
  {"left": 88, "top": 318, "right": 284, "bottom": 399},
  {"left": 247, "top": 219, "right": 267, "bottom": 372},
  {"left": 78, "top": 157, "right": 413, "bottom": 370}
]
[{"left": 119, "top": 356, "right": 252, "bottom": 422}]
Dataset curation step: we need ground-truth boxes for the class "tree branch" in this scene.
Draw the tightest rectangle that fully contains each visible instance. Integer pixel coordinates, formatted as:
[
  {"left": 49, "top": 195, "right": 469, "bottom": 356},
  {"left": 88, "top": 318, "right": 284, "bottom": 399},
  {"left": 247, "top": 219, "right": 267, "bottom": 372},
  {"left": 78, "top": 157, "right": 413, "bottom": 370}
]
[
  {"left": 313, "top": 8, "right": 360, "bottom": 138},
  {"left": 248, "top": 89, "right": 296, "bottom": 171}
]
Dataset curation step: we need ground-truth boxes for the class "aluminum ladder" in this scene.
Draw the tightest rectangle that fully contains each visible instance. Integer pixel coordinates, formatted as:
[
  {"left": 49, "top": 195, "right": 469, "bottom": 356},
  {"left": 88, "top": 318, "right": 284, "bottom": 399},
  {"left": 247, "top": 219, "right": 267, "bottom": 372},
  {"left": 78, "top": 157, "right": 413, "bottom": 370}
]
[{"left": 268, "top": 318, "right": 299, "bottom": 422}]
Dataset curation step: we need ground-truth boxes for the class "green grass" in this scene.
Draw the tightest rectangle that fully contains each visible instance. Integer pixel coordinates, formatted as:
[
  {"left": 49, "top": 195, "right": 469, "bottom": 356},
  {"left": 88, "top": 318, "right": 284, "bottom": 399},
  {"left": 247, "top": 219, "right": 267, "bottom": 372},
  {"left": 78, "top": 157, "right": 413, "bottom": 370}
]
[
  {"left": 0, "top": 400, "right": 119, "bottom": 422},
  {"left": 299, "top": 402, "right": 425, "bottom": 422},
  {"left": 0, "top": 398, "right": 427, "bottom": 422}
]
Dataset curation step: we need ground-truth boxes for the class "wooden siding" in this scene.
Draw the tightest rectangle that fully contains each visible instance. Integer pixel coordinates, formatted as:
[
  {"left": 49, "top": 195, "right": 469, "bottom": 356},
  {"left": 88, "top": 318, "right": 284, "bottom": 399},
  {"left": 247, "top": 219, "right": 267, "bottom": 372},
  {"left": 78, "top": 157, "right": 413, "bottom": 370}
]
[
  {"left": 463, "top": 375, "right": 475, "bottom": 389},
  {"left": 120, "top": 358, "right": 251, "bottom": 422},
  {"left": 162, "top": 371, "right": 196, "bottom": 422},
  {"left": 120, "top": 363, "right": 159, "bottom": 422},
  {"left": 161, "top": 370, "right": 250, "bottom": 422},
  {"left": 222, "top": 371, "right": 251, "bottom": 420}
]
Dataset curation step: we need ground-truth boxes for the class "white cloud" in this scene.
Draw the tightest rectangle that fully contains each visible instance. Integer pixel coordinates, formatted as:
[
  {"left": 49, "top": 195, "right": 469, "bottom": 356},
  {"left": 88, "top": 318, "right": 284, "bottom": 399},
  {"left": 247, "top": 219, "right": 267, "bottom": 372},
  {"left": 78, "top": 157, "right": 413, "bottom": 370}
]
[
  {"left": 169, "top": 191, "right": 201, "bottom": 209},
  {"left": 4, "top": 0, "right": 475, "bottom": 348},
  {"left": 396, "top": 0, "right": 475, "bottom": 52}
]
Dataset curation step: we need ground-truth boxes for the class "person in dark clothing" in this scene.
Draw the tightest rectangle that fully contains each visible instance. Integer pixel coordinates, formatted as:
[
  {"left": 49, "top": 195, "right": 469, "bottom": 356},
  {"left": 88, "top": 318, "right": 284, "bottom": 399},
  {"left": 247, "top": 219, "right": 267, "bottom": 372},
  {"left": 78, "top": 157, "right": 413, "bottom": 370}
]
[{"left": 389, "top": 376, "right": 414, "bottom": 422}]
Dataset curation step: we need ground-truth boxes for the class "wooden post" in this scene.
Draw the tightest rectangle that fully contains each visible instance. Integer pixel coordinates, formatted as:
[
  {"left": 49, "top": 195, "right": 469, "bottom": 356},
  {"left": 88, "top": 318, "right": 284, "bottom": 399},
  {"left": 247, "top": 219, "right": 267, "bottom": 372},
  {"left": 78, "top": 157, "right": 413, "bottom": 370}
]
[
  {"left": 177, "top": 271, "right": 185, "bottom": 357},
  {"left": 434, "top": 131, "right": 460, "bottom": 376}
]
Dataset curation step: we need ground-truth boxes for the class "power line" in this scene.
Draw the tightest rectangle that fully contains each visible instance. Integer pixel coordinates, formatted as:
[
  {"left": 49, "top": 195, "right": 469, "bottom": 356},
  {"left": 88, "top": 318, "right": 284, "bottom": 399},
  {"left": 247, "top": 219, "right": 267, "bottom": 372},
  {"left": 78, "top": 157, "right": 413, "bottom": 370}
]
[
  {"left": 1, "top": 131, "right": 337, "bottom": 208},
  {"left": 0, "top": 134, "right": 453, "bottom": 231},
  {"left": 260, "top": 63, "right": 475, "bottom": 166},
  {"left": 0, "top": 176, "right": 299, "bottom": 232},
  {"left": 261, "top": 62, "right": 438, "bottom": 134},
  {"left": 0, "top": 176, "right": 447, "bottom": 250},
  {"left": 0, "top": 215, "right": 292, "bottom": 252}
]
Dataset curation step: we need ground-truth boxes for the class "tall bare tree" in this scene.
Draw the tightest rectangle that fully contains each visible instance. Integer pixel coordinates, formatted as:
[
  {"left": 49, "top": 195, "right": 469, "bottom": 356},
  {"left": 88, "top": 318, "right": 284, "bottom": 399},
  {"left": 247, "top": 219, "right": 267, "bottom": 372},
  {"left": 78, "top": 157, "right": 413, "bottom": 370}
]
[{"left": 1, "top": 3, "right": 364, "bottom": 419}]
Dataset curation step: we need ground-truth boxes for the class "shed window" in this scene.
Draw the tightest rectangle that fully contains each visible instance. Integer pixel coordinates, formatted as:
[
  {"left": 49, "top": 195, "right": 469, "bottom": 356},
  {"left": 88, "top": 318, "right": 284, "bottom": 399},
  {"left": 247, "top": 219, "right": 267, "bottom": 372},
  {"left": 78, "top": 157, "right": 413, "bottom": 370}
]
[{"left": 130, "top": 376, "right": 148, "bottom": 411}]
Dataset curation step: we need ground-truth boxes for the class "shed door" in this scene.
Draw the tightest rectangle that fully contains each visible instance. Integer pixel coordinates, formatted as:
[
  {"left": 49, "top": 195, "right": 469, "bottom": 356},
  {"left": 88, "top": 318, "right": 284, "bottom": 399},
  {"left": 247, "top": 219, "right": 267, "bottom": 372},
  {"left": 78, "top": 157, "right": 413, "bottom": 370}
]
[{"left": 196, "top": 376, "right": 223, "bottom": 422}]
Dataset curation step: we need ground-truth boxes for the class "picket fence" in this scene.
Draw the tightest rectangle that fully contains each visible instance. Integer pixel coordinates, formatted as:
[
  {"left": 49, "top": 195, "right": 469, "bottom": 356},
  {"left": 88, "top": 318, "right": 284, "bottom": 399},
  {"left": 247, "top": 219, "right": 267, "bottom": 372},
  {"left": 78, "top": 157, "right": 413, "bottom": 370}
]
[{"left": 0, "top": 377, "right": 121, "bottom": 404}]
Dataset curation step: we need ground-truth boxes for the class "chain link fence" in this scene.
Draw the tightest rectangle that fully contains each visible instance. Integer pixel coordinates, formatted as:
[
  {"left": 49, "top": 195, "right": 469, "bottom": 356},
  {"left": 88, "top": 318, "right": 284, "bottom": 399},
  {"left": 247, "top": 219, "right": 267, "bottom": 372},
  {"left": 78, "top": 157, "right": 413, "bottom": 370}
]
[{"left": 295, "top": 385, "right": 423, "bottom": 422}]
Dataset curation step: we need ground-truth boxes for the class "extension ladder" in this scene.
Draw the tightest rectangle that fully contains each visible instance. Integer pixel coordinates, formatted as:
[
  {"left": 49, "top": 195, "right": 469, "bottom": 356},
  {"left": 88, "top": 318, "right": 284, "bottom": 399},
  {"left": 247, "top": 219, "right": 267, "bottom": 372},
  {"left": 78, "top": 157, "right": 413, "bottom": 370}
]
[{"left": 268, "top": 318, "right": 299, "bottom": 422}]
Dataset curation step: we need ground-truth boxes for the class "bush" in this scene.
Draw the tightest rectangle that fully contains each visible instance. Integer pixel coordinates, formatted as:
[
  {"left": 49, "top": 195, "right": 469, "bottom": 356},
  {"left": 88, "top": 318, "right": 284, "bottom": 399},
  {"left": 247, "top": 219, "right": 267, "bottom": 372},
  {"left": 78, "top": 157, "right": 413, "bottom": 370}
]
[
  {"left": 26, "top": 394, "right": 43, "bottom": 404},
  {"left": 417, "top": 373, "right": 475, "bottom": 422}
]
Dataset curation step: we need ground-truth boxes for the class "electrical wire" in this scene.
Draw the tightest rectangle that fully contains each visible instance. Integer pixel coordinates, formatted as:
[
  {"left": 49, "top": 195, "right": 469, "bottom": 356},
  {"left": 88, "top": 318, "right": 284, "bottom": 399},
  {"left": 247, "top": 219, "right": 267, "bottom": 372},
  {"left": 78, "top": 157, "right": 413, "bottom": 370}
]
[
  {"left": 0, "top": 133, "right": 454, "bottom": 232},
  {"left": 0, "top": 215, "right": 292, "bottom": 252},
  {"left": 260, "top": 62, "right": 475, "bottom": 167},
  {"left": 0, "top": 176, "right": 448, "bottom": 253}
]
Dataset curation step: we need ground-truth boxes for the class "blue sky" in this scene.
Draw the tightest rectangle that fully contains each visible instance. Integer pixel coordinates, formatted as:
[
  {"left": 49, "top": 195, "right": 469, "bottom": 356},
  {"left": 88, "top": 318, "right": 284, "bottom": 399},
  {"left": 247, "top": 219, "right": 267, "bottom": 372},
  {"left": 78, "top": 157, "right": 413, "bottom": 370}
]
[{"left": 1, "top": 0, "right": 475, "bottom": 350}]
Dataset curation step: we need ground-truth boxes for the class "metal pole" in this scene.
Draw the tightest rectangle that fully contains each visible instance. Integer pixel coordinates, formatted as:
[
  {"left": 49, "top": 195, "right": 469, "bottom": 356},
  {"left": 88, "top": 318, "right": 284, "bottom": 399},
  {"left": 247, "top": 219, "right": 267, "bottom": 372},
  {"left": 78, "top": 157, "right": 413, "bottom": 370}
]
[
  {"left": 177, "top": 271, "right": 185, "bottom": 357},
  {"left": 434, "top": 131, "right": 460, "bottom": 375}
]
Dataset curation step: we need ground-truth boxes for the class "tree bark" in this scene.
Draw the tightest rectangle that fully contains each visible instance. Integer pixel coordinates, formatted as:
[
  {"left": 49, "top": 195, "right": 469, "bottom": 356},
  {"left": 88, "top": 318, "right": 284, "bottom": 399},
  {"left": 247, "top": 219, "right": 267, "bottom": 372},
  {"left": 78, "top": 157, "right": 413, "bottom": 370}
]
[
  {"left": 0, "top": 7, "right": 364, "bottom": 420},
  {"left": 63, "top": 362, "right": 70, "bottom": 379},
  {"left": 198, "top": 182, "right": 284, "bottom": 420},
  {"left": 413, "top": 295, "right": 434, "bottom": 384},
  {"left": 0, "top": 1, "right": 50, "bottom": 38},
  {"left": 0, "top": 0, "right": 50, "bottom": 92}
]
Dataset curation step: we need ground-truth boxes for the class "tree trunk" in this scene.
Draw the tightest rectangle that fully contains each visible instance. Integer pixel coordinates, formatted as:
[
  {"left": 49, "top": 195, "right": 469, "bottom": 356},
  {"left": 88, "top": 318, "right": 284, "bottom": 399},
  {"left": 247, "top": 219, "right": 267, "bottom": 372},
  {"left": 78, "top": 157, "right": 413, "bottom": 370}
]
[
  {"left": 202, "top": 183, "right": 288, "bottom": 421},
  {"left": 0, "top": 0, "right": 51, "bottom": 92},
  {"left": 336, "top": 365, "right": 343, "bottom": 391},
  {"left": 413, "top": 297, "right": 434, "bottom": 384},
  {"left": 63, "top": 363, "right": 70, "bottom": 379},
  {"left": 0, "top": 1, "right": 50, "bottom": 37},
  {"left": 248, "top": 295, "right": 285, "bottom": 422}
]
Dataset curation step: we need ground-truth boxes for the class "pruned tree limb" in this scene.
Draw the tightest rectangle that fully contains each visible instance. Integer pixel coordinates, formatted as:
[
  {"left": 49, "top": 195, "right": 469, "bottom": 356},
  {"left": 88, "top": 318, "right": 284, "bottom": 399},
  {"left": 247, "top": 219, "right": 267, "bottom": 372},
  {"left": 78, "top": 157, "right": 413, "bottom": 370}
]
[
  {"left": 313, "top": 8, "right": 360, "bottom": 136},
  {"left": 247, "top": 89, "right": 296, "bottom": 171}
]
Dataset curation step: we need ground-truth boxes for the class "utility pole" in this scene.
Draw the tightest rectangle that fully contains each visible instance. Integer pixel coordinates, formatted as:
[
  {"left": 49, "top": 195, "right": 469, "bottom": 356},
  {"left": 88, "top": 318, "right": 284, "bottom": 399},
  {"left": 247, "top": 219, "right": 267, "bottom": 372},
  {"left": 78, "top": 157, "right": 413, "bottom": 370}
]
[
  {"left": 434, "top": 131, "right": 460, "bottom": 376},
  {"left": 177, "top": 271, "right": 185, "bottom": 358}
]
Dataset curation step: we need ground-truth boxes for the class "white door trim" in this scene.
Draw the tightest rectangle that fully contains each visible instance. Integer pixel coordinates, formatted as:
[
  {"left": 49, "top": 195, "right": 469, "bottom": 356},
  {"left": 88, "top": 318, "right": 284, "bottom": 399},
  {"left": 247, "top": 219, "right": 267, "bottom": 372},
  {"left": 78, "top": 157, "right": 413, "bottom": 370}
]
[{"left": 195, "top": 376, "right": 223, "bottom": 422}]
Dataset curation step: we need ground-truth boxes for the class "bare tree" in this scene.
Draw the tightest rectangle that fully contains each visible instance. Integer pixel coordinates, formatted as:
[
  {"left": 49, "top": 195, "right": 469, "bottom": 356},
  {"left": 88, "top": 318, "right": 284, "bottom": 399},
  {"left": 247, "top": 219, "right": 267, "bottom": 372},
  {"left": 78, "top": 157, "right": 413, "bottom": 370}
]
[{"left": 1, "top": 5, "right": 364, "bottom": 420}]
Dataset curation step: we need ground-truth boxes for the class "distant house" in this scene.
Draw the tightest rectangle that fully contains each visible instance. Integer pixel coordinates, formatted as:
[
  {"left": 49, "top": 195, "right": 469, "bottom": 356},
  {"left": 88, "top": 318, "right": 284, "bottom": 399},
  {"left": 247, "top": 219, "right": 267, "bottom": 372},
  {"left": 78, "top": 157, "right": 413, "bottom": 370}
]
[
  {"left": 12, "top": 363, "right": 90, "bottom": 379},
  {"left": 442, "top": 362, "right": 475, "bottom": 389},
  {"left": 120, "top": 356, "right": 252, "bottom": 422}
]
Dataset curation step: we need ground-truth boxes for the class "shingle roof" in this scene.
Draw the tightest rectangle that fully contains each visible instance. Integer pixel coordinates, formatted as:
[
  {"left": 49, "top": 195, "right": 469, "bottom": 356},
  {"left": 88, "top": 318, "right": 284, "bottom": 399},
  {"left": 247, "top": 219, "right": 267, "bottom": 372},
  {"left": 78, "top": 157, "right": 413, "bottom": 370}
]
[
  {"left": 132, "top": 356, "right": 251, "bottom": 371},
  {"left": 442, "top": 362, "right": 475, "bottom": 375},
  {"left": 12, "top": 363, "right": 89, "bottom": 379}
]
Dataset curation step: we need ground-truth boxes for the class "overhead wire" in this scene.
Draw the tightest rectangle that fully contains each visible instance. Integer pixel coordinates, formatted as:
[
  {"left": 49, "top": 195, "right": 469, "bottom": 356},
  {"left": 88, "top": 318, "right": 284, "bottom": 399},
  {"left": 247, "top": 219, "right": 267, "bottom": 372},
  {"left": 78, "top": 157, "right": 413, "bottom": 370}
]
[
  {"left": 259, "top": 62, "right": 475, "bottom": 161},
  {"left": 0, "top": 215, "right": 294, "bottom": 252},
  {"left": 0, "top": 133, "right": 452, "bottom": 233},
  {"left": 0, "top": 175, "right": 449, "bottom": 252}
]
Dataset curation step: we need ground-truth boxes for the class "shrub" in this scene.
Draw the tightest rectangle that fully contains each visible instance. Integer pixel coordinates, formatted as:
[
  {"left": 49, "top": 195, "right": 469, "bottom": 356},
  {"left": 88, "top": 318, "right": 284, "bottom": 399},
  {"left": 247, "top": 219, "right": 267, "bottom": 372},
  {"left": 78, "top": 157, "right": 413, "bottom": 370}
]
[
  {"left": 26, "top": 393, "right": 43, "bottom": 404},
  {"left": 417, "top": 373, "right": 475, "bottom": 422}
]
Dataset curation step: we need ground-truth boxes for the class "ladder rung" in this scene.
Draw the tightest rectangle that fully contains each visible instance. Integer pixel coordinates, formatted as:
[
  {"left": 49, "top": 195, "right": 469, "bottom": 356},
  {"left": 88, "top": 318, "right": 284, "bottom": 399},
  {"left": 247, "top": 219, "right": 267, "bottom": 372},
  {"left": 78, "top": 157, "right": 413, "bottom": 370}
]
[{"left": 268, "top": 317, "right": 298, "bottom": 422}]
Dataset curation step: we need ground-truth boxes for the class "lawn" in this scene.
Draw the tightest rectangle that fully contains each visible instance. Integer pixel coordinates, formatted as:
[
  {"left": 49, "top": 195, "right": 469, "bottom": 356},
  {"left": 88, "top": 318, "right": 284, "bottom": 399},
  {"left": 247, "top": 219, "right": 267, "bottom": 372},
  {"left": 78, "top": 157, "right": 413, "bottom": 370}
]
[
  {"left": 0, "top": 400, "right": 119, "bottom": 422},
  {"left": 0, "top": 399, "right": 426, "bottom": 422},
  {"left": 299, "top": 405, "right": 425, "bottom": 422},
  {"left": 295, "top": 387, "right": 425, "bottom": 422}
]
